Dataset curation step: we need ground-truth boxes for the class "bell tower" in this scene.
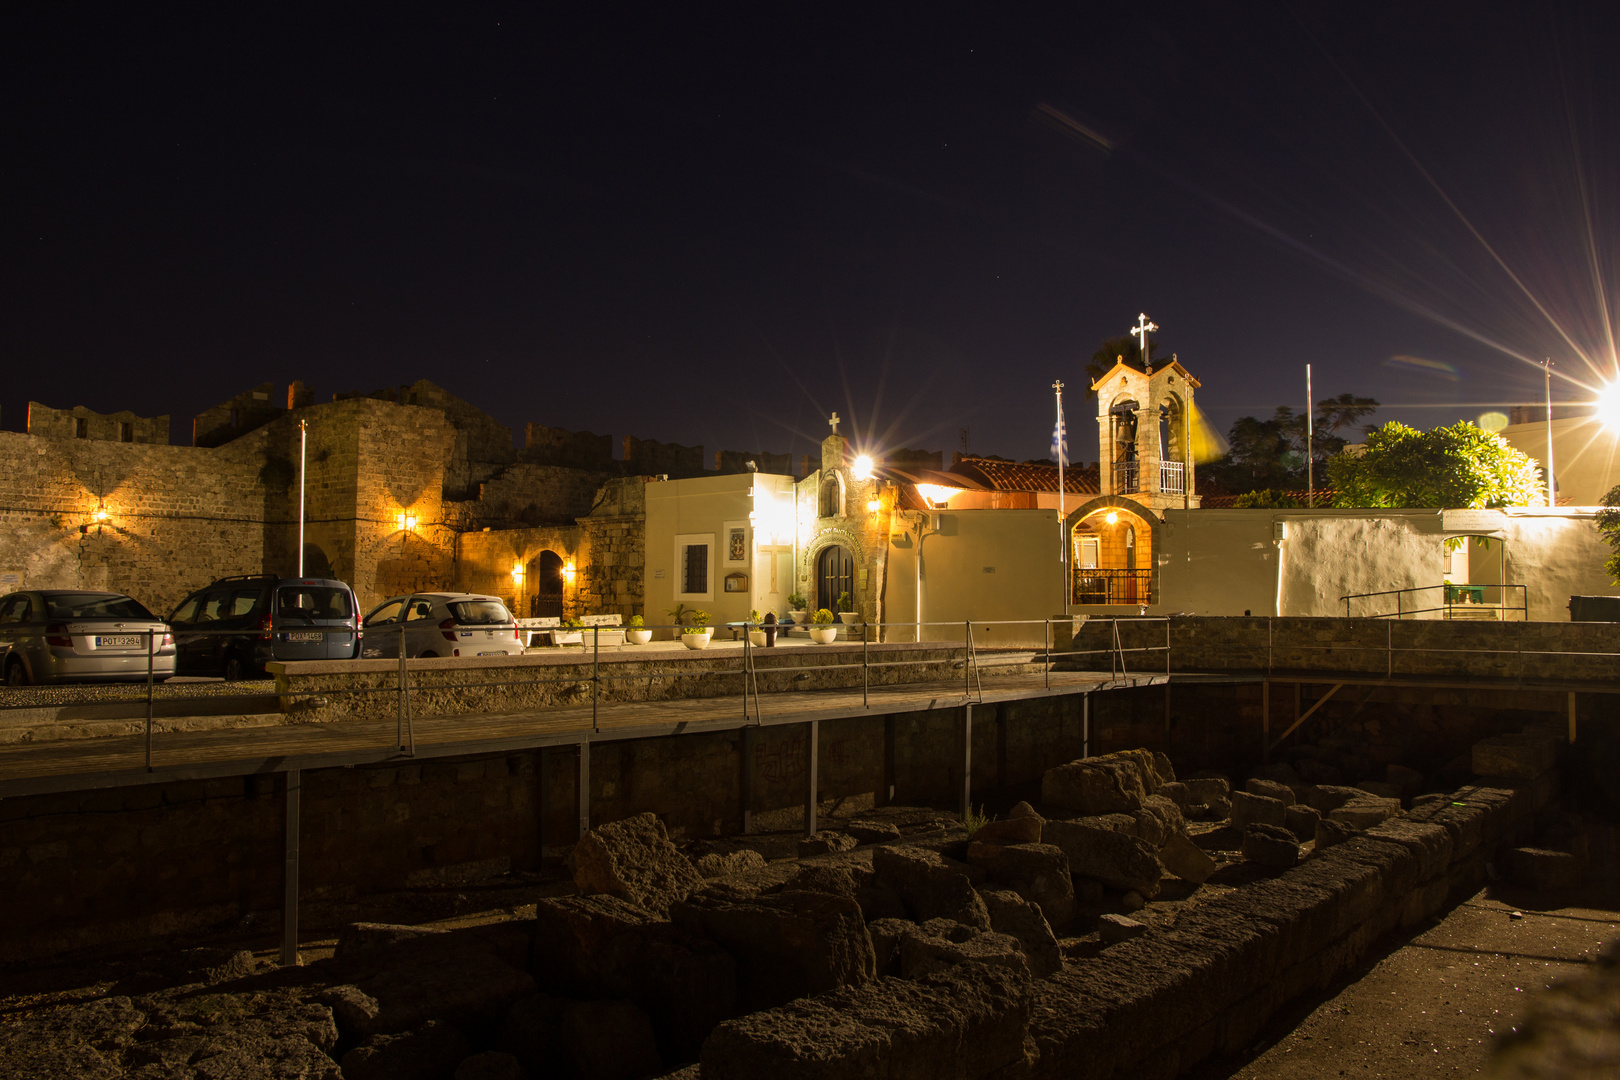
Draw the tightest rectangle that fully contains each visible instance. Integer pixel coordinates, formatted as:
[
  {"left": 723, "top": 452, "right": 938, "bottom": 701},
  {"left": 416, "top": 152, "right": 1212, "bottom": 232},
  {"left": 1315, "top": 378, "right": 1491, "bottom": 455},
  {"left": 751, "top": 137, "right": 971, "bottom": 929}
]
[{"left": 1092, "top": 355, "right": 1201, "bottom": 514}]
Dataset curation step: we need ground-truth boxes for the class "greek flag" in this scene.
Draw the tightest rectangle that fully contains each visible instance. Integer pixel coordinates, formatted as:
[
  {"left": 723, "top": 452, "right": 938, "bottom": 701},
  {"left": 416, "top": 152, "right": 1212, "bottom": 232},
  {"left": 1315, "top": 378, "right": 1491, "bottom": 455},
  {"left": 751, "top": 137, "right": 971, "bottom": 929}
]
[{"left": 1052, "top": 411, "right": 1068, "bottom": 466}]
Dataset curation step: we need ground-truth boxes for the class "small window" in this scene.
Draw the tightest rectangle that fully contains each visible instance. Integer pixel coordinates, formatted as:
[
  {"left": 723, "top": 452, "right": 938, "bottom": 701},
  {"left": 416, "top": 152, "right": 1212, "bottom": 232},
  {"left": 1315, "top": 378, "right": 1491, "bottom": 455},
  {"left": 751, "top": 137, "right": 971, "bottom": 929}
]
[
  {"left": 0, "top": 596, "right": 29, "bottom": 623},
  {"left": 819, "top": 474, "right": 842, "bottom": 517},
  {"left": 448, "top": 599, "right": 512, "bottom": 625},
  {"left": 365, "top": 599, "right": 406, "bottom": 626},
  {"left": 406, "top": 599, "right": 436, "bottom": 621},
  {"left": 278, "top": 586, "right": 353, "bottom": 619},
  {"left": 683, "top": 545, "right": 709, "bottom": 594},
  {"left": 119, "top": 422, "right": 133, "bottom": 442},
  {"left": 1078, "top": 537, "right": 1099, "bottom": 569},
  {"left": 170, "top": 595, "right": 203, "bottom": 624},
  {"left": 229, "top": 588, "right": 261, "bottom": 617},
  {"left": 75, "top": 418, "right": 88, "bottom": 438}
]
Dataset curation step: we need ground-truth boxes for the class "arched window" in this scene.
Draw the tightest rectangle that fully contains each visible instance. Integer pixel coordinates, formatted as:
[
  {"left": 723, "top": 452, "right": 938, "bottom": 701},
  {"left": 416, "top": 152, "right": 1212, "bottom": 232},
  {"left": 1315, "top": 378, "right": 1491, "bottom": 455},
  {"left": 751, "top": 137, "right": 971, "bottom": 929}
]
[{"left": 819, "top": 473, "right": 843, "bottom": 518}]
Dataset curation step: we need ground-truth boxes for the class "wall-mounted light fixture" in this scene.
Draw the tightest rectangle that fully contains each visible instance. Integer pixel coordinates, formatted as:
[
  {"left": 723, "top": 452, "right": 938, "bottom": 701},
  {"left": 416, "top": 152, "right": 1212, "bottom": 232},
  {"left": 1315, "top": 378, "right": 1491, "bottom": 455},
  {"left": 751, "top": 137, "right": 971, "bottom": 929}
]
[
  {"left": 914, "top": 483, "right": 961, "bottom": 510},
  {"left": 1105, "top": 511, "right": 1119, "bottom": 525},
  {"left": 564, "top": 560, "right": 577, "bottom": 586},
  {"left": 866, "top": 499, "right": 881, "bottom": 514},
  {"left": 81, "top": 505, "right": 112, "bottom": 535},
  {"left": 396, "top": 511, "right": 419, "bottom": 532},
  {"left": 852, "top": 454, "right": 874, "bottom": 481},
  {"left": 511, "top": 560, "right": 525, "bottom": 585}
]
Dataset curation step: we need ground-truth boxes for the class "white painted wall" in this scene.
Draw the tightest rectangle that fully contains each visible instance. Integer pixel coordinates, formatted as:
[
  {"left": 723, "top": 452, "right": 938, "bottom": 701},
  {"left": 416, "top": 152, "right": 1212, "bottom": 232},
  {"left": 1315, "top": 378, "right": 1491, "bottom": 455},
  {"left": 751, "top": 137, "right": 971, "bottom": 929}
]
[{"left": 1499, "top": 415, "right": 1620, "bottom": 506}]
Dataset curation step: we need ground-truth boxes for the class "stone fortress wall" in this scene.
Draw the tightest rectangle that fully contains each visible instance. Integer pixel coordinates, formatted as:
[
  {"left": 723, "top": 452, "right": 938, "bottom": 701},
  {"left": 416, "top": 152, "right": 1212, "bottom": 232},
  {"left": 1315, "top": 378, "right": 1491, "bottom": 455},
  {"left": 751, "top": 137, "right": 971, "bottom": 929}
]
[{"left": 1, "top": 379, "right": 801, "bottom": 619}]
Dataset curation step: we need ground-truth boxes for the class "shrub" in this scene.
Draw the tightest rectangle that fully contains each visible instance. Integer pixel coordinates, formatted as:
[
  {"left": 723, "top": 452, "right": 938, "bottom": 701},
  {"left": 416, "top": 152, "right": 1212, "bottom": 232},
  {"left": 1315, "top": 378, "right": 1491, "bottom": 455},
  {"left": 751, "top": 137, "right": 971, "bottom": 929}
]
[{"left": 811, "top": 608, "right": 835, "bottom": 625}]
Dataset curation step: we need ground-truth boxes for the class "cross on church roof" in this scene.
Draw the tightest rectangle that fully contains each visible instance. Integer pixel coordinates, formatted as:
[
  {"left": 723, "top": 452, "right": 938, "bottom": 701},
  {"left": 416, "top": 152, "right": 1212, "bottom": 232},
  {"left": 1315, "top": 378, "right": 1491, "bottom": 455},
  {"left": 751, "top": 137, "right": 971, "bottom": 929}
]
[{"left": 828, "top": 412, "right": 840, "bottom": 434}]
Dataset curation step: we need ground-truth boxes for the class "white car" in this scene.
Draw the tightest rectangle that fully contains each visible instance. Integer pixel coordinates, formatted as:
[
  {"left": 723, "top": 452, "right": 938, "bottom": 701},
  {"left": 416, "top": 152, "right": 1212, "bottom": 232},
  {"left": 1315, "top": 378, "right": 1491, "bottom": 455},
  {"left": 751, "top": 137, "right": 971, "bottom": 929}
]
[{"left": 360, "top": 593, "right": 523, "bottom": 659}]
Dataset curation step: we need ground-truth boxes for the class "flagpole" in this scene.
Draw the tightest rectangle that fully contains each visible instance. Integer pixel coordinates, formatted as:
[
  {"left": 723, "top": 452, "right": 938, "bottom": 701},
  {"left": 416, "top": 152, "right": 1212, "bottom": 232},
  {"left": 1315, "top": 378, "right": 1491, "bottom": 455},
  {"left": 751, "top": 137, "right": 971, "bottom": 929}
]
[{"left": 1054, "top": 380, "right": 1067, "bottom": 615}]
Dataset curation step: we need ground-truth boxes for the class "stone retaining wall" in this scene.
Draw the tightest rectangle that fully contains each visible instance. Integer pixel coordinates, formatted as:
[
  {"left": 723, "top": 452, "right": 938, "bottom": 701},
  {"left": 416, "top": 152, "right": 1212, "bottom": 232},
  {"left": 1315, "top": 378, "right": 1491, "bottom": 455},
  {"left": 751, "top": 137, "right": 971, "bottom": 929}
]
[
  {"left": 270, "top": 643, "right": 975, "bottom": 724},
  {"left": 1069, "top": 616, "right": 1620, "bottom": 684}
]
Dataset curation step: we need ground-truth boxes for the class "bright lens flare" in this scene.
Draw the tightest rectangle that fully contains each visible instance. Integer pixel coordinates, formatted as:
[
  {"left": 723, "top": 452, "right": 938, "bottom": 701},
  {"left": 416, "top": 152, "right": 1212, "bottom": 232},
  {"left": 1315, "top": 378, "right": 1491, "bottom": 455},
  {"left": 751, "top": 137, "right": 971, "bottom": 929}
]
[
  {"left": 914, "top": 483, "right": 960, "bottom": 506},
  {"left": 852, "top": 454, "right": 874, "bottom": 480},
  {"left": 1598, "top": 385, "right": 1620, "bottom": 429}
]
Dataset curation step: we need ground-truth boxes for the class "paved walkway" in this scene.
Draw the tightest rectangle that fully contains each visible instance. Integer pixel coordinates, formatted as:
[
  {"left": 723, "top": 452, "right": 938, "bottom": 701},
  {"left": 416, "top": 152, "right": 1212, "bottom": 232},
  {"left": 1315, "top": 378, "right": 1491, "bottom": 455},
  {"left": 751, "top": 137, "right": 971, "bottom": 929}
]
[{"left": 0, "top": 661, "right": 1141, "bottom": 797}]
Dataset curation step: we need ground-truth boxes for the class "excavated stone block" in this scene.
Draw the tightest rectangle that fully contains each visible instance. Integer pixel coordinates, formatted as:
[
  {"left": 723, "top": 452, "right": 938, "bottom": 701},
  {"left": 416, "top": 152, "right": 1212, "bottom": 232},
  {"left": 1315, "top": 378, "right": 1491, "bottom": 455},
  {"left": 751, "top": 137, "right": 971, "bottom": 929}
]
[
  {"left": 1041, "top": 758, "right": 1146, "bottom": 814},
  {"left": 1313, "top": 818, "right": 1359, "bottom": 850},
  {"left": 1502, "top": 847, "right": 1585, "bottom": 891},
  {"left": 1230, "top": 791, "right": 1287, "bottom": 830},
  {"left": 1183, "top": 776, "right": 1230, "bottom": 805},
  {"left": 981, "top": 889, "right": 1062, "bottom": 978},
  {"left": 872, "top": 845, "right": 992, "bottom": 930},
  {"left": 1473, "top": 733, "right": 1559, "bottom": 781},
  {"left": 1364, "top": 818, "right": 1454, "bottom": 884},
  {"left": 1043, "top": 819, "right": 1163, "bottom": 898},
  {"left": 1303, "top": 784, "right": 1364, "bottom": 814},
  {"left": 694, "top": 851, "right": 767, "bottom": 879},
  {"left": 799, "top": 831, "right": 859, "bottom": 858},
  {"left": 572, "top": 812, "right": 703, "bottom": 917},
  {"left": 1159, "top": 833, "right": 1216, "bottom": 884},
  {"left": 700, "top": 961, "right": 1034, "bottom": 1080},
  {"left": 1284, "top": 803, "right": 1321, "bottom": 840},
  {"left": 1099, "top": 914, "right": 1148, "bottom": 944},
  {"left": 671, "top": 888, "right": 875, "bottom": 1012},
  {"left": 899, "top": 919, "right": 1029, "bottom": 980},
  {"left": 1327, "top": 796, "right": 1400, "bottom": 829},
  {"left": 1242, "top": 824, "right": 1300, "bottom": 868},
  {"left": 1245, "top": 779, "right": 1295, "bottom": 805},
  {"left": 966, "top": 841, "right": 1074, "bottom": 929}
]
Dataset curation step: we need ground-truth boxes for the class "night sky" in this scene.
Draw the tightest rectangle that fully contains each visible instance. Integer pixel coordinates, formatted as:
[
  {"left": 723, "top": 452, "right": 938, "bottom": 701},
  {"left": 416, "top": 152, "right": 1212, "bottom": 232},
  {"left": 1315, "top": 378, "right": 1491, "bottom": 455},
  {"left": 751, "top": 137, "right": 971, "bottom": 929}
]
[{"left": 4, "top": 3, "right": 1617, "bottom": 466}]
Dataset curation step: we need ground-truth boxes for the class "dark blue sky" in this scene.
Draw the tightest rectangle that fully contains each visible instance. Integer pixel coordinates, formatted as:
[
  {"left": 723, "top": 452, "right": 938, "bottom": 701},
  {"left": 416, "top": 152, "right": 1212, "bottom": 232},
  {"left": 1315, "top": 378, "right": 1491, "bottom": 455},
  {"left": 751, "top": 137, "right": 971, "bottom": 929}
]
[{"left": 4, "top": 2, "right": 1617, "bottom": 465}]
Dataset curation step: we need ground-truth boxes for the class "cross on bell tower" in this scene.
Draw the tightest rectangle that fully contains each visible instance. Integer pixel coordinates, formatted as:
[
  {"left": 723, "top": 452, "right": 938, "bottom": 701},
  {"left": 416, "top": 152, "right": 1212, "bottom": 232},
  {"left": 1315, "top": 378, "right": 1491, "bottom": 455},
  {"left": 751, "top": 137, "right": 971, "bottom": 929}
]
[{"left": 828, "top": 412, "right": 840, "bottom": 434}]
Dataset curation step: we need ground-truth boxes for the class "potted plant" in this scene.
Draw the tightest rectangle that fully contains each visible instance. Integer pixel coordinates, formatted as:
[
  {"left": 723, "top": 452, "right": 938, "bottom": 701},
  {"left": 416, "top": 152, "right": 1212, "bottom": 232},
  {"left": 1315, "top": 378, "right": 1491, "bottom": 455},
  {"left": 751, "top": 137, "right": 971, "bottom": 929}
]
[
  {"left": 837, "top": 591, "right": 861, "bottom": 624},
  {"left": 747, "top": 609, "right": 767, "bottom": 648},
  {"left": 787, "top": 593, "right": 807, "bottom": 623},
  {"left": 682, "top": 609, "right": 713, "bottom": 650},
  {"left": 626, "top": 614, "right": 652, "bottom": 645},
  {"left": 665, "top": 603, "right": 690, "bottom": 641},
  {"left": 556, "top": 617, "right": 584, "bottom": 646},
  {"left": 809, "top": 608, "right": 838, "bottom": 645}
]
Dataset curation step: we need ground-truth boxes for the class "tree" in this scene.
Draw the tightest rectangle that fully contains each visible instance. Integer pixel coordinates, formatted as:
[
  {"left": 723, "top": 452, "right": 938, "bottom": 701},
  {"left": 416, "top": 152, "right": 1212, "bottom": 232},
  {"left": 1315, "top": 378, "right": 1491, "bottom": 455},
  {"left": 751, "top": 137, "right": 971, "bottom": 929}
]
[
  {"left": 1083, "top": 334, "right": 1165, "bottom": 399},
  {"left": 1593, "top": 485, "right": 1620, "bottom": 582},
  {"left": 1201, "top": 393, "right": 1381, "bottom": 494},
  {"left": 1232, "top": 488, "right": 1303, "bottom": 509},
  {"left": 1327, "top": 421, "right": 1543, "bottom": 508}
]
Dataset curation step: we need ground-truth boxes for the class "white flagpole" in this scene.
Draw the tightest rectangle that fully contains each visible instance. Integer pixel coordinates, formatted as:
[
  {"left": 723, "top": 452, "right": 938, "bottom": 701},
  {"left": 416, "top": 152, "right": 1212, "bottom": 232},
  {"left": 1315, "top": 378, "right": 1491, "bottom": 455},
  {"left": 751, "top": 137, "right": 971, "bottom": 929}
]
[
  {"left": 1054, "top": 380, "right": 1067, "bottom": 614},
  {"left": 298, "top": 419, "right": 308, "bottom": 576},
  {"left": 1306, "top": 364, "right": 1314, "bottom": 508}
]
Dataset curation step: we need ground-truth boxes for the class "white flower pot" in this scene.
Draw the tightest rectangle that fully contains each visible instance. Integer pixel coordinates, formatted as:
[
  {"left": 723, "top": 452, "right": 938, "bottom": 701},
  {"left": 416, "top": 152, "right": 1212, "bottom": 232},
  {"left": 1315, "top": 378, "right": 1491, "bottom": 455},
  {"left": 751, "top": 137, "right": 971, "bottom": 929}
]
[
  {"left": 789, "top": 610, "right": 807, "bottom": 624},
  {"left": 809, "top": 626, "right": 838, "bottom": 645},
  {"left": 682, "top": 631, "right": 712, "bottom": 650},
  {"left": 626, "top": 629, "right": 652, "bottom": 645},
  {"left": 838, "top": 611, "right": 862, "bottom": 624},
  {"left": 748, "top": 630, "right": 767, "bottom": 647}
]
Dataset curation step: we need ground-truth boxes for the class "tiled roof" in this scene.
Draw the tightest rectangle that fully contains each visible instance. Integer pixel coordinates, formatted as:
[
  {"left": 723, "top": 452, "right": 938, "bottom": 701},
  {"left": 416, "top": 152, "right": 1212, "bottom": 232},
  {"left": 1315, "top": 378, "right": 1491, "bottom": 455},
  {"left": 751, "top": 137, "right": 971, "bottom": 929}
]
[
  {"left": 951, "top": 457, "right": 1100, "bottom": 495},
  {"left": 1199, "top": 488, "right": 1337, "bottom": 508}
]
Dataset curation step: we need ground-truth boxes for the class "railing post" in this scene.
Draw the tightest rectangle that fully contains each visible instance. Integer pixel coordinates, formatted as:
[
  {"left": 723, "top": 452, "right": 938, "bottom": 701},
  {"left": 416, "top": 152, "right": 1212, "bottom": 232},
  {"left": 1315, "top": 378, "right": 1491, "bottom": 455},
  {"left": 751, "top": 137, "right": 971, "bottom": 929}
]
[
  {"left": 592, "top": 626, "right": 600, "bottom": 733},
  {"left": 1045, "top": 618, "right": 1051, "bottom": 690},
  {"left": 742, "top": 624, "right": 751, "bottom": 721},
  {"left": 1387, "top": 620, "right": 1393, "bottom": 679},
  {"left": 145, "top": 628, "right": 155, "bottom": 772},
  {"left": 862, "top": 631, "right": 869, "bottom": 708},
  {"left": 281, "top": 768, "right": 301, "bottom": 966},
  {"left": 804, "top": 719, "right": 819, "bottom": 836},
  {"left": 965, "top": 621, "right": 971, "bottom": 696},
  {"left": 960, "top": 703, "right": 973, "bottom": 822}
]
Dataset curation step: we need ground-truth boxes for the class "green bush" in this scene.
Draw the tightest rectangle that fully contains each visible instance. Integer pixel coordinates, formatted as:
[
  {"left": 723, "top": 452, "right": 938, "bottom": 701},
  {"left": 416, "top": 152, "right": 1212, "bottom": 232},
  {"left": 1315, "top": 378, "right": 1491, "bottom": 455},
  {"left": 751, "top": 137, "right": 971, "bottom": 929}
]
[{"left": 811, "top": 608, "right": 835, "bottom": 625}]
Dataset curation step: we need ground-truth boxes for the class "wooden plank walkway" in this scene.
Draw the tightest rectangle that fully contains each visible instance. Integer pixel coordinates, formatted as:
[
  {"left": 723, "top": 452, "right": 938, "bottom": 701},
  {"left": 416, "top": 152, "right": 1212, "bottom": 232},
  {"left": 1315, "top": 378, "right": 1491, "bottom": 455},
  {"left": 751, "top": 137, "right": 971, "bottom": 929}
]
[{"left": 0, "top": 667, "right": 1144, "bottom": 798}]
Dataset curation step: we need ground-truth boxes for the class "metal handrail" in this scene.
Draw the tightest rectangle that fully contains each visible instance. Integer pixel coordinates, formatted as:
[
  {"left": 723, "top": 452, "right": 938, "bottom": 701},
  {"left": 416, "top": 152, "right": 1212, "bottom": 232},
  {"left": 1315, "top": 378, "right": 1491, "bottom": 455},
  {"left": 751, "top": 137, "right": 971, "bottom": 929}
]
[{"left": 1341, "top": 583, "right": 1529, "bottom": 620}]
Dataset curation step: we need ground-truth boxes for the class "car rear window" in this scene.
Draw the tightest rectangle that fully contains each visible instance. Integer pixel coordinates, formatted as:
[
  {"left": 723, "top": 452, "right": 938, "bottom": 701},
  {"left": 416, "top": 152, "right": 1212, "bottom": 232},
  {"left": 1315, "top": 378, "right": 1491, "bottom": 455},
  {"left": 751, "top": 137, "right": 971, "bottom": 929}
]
[
  {"left": 44, "top": 594, "right": 155, "bottom": 621},
  {"left": 276, "top": 586, "right": 353, "bottom": 619},
  {"left": 448, "top": 600, "right": 512, "bottom": 625}
]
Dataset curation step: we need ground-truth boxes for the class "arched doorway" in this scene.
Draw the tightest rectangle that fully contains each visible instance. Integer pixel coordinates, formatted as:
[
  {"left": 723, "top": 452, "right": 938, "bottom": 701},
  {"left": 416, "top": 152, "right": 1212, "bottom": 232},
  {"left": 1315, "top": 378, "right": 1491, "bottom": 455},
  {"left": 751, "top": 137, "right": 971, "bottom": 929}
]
[
  {"left": 1071, "top": 507, "right": 1153, "bottom": 605},
  {"left": 302, "top": 543, "right": 333, "bottom": 580},
  {"left": 816, "top": 545, "right": 854, "bottom": 613},
  {"left": 531, "top": 551, "right": 565, "bottom": 618}
]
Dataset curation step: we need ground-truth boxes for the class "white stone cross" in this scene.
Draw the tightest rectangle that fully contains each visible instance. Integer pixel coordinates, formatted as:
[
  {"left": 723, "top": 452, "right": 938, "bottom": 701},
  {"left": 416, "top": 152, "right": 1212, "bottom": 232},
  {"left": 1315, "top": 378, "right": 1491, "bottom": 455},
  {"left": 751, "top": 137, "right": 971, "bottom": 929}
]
[
  {"left": 1130, "top": 313, "right": 1158, "bottom": 367},
  {"left": 829, "top": 412, "right": 840, "bottom": 434}
]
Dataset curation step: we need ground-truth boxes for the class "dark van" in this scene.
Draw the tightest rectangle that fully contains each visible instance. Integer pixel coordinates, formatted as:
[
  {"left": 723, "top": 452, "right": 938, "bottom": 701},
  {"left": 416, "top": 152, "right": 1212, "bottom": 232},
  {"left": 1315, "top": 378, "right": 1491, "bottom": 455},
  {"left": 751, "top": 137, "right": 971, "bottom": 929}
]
[{"left": 168, "top": 575, "right": 361, "bottom": 680}]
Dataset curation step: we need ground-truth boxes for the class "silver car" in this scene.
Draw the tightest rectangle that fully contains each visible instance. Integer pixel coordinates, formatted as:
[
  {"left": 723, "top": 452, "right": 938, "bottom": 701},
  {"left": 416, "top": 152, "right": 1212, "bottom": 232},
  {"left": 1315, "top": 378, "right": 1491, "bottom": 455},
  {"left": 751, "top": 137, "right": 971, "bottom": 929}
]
[
  {"left": 361, "top": 593, "right": 523, "bottom": 659},
  {"left": 0, "top": 590, "right": 176, "bottom": 685}
]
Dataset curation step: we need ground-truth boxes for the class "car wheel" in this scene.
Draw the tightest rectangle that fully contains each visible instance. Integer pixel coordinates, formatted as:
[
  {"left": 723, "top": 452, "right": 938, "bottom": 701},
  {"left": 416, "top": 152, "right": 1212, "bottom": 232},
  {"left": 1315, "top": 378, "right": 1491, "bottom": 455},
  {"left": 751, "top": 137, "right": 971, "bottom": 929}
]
[
  {"left": 417, "top": 651, "right": 437, "bottom": 659},
  {"left": 4, "top": 659, "right": 28, "bottom": 687},
  {"left": 223, "top": 656, "right": 244, "bottom": 682}
]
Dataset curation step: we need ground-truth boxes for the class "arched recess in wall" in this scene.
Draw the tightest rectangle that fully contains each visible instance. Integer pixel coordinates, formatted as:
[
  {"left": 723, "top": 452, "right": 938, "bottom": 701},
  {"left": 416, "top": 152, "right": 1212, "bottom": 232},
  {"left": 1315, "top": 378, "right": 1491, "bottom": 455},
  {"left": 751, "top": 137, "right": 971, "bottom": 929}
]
[
  {"left": 302, "top": 543, "right": 334, "bottom": 580},
  {"left": 819, "top": 472, "right": 845, "bottom": 518},
  {"left": 1064, "top": 495, "right": 1160, "bottom": 606},
  {"left": 531, "top": 550, "right": 565, "bottom": 618},
  {"left": 1442, "top": 533, "right": 1509, "bottom": 611}
]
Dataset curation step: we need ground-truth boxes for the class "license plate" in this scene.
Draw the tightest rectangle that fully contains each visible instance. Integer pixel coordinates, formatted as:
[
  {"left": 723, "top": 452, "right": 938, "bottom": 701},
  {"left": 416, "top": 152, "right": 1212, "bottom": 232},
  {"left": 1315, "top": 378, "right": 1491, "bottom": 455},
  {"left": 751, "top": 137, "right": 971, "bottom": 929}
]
[
  {"left": 288, "top": 631, "right": 323, "bottom": 643},
  {"left": 96, "top": 635, "right": 141, "bottom": 647},
  {"left": 477, "top": 650, "right": 507, "bottom": 656}
]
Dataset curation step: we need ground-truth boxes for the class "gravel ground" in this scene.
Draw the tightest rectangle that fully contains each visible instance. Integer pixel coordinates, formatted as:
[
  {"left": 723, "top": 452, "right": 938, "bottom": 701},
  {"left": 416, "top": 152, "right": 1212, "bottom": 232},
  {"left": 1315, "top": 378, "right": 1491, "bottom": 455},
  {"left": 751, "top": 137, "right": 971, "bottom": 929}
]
[{"left": 0, "top": 676, "right": 269, "bottom": 709}]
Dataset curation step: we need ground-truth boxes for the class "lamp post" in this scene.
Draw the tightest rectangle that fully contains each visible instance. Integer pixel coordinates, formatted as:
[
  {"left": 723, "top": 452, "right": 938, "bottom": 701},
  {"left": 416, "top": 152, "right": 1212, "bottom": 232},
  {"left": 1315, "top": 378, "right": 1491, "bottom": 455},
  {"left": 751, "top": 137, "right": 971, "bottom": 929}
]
[
  {"left": 1543, "top": 358, "right": 1556, "bottom": 507},
  {"left": 297, "top": 419, "right": 307, "bottom": 577},
  {"left": 1306, "top": 364, "right": 1314, "bottom": 508},
  {"left": 1054, "top": 379, "right": 1067, "bottom": 614}
]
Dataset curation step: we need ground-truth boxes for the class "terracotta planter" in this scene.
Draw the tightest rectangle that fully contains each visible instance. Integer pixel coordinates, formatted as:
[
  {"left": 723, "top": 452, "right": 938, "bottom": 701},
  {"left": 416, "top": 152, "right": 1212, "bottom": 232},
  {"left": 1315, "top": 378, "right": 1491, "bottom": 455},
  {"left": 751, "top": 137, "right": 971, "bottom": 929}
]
[
  {"left": 682, "top": 631, "right": 713, "bottom": 650},
  {"left": 809, "top": 626, "right": 838, "bottom": 645},
  {"left": 626, "top": 629, "right": 652, "bottom": 645}
]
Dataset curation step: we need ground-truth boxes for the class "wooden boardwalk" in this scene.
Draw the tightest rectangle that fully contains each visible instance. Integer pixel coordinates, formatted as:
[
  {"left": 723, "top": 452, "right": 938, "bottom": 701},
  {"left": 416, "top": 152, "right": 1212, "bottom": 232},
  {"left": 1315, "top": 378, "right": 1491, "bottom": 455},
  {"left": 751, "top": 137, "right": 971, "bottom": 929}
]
[{"left": 0, "top": 667, "right": 1144, "bottom": 798}]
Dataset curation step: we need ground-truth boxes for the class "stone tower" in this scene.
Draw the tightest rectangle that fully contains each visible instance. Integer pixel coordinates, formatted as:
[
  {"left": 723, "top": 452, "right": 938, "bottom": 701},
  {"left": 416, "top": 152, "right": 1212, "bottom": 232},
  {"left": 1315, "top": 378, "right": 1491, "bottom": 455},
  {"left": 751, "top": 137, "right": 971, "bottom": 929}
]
[{"left": 1091, "top": 357, "right": 1202, "bottom": 513}]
